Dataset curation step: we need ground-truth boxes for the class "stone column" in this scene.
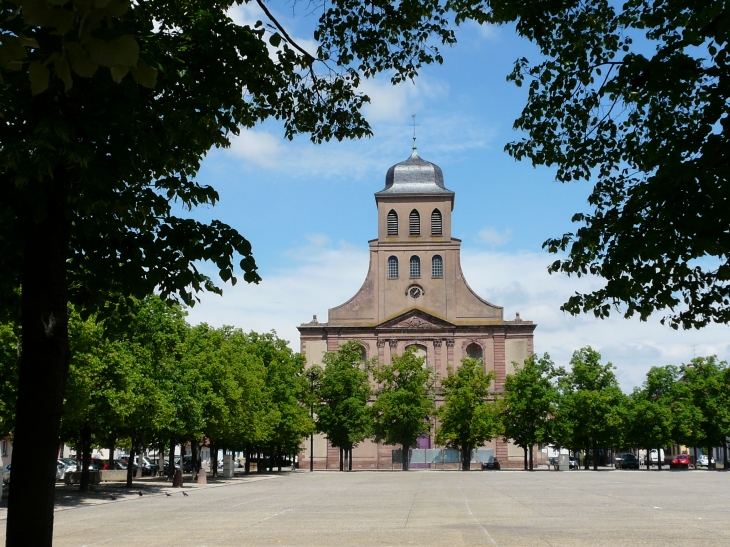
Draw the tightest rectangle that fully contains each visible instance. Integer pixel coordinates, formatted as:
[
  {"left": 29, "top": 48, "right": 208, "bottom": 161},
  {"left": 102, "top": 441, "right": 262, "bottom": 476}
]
[
  {"left": 377, "top": 339, "right": 385, "bottom": 364},
  {"left": 493, "top": 333, "right": 506, "bottom": 391},
  {"left": 433, "top": 340, "right": 442, "bottom": 377},
  {"left": 445, "top": 339, "right": 454, "bottom": 368}
]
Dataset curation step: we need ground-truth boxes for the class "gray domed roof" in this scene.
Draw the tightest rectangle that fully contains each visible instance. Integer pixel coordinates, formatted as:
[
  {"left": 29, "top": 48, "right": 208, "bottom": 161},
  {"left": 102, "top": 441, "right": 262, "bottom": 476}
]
[{"left": 376, "top": 150, "right": 454, "bottom": 196}]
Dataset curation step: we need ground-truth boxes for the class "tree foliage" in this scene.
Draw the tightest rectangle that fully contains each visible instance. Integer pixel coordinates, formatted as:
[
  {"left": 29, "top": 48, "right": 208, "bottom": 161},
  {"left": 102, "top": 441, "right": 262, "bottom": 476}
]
[
  {"left": 316, "top": 341, "right": 372, "bottom": 462},
  {"left": 500, "top": 353, "right": 557, "bottom": 470},
  {"left": 553, "top": 347, "right": 626, "bottom": 469},
  {"left": 435, "top": 358, "right": 501, "bottom": 471},
  {"left": 476, "top": 0, "right": 730, "bottom": 329},
  {"left": 371, "top": 347, "right": 434, "bottom": 471}
]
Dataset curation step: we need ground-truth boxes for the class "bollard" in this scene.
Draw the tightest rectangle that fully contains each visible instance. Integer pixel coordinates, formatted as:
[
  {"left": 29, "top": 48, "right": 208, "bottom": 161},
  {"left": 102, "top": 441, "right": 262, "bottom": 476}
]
[
  {"left": 172, "top": 469, "right": 183, "bottom": 487},
  {"left": 196, "top": 468, "right": 206, "bottom": 484}
]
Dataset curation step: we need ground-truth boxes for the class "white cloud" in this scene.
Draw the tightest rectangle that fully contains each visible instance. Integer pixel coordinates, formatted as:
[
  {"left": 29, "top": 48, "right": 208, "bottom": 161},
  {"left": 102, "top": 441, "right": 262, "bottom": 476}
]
[
  {"left": 477, "top": 227, "right": 513, "bottom": 247},
  {"left": 223, "top": 106, "right": 498, "bottom": 181}
]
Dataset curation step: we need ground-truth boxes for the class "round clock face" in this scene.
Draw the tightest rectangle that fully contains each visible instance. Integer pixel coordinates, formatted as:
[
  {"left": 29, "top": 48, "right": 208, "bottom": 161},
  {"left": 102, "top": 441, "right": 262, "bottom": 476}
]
[{"left": 409, "top": 287, "right": 422, "bottom": 299}]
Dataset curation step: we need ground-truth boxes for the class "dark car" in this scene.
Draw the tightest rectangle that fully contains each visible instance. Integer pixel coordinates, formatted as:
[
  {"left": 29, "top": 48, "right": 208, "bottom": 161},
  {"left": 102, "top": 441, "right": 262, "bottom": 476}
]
[
  {"left": 175, "top": 455, "right": 194, "bottom": 473},
  {"left": 618, "top": 454, "right": 640, "bottom": 470},
  {"left": 481, "top": 458, "right": 501, "bottom": 470},
  {"left": 671, "top": 454, "right": 693, "bottom": 469}
]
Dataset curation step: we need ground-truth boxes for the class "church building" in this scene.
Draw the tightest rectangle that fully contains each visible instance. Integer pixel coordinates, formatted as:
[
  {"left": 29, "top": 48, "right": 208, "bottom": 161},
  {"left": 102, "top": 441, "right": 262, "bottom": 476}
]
[{"left": 298, "top": 147, "right": 536, "bottom": 469}]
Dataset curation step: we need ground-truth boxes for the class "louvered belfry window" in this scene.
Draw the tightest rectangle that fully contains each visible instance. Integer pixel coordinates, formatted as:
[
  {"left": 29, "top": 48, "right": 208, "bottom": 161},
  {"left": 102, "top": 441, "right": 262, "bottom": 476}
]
[
  {"left": 409, "top": 209, "right": 420, "bottom": 236},
  {"left": 388, "top": 256, "right": 399, "bottom": 278},
  {"left": 387, "top": 210, "right": 398, "bottom": 236},
  {"left": 431, "top": 209, "right": 442, "bottom": 236},
  {"left": 432, "top": 255, "right": 443, "bottom": 278},
  {"left": 410, "top": 255, "right": 421, "bottom": 278}
]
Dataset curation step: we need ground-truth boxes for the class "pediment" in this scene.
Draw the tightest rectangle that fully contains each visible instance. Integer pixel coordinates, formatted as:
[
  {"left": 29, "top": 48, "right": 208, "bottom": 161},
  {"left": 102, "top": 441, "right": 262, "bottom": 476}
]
[{"left": 376, "top": 309, "right": 454, "bottom": 330}]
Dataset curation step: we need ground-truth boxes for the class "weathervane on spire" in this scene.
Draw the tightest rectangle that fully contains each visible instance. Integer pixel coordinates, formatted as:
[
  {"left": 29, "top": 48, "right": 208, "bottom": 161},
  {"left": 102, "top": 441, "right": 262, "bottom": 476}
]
[{"left": 411, "top": 114, "right": 419, "bottom": 152}]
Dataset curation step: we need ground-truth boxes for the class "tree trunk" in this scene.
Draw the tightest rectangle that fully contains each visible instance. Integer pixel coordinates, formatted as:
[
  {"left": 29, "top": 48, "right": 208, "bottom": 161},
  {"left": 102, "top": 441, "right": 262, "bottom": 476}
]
[
  {"left": 126, "top": 442, "right": 137, "bottom": 487},
  {"left": 724, "top": 442, "right": 728, "bottom": 470},
  {"left": 462, "top": 445, "right": 471, "bottom": 471},
  {"left": 79, "top": 423, "right": 92, "bottom": 492},
  {"left": 584, "top": 444, "right": 589, "bottom": 470},
  {"left": 529, "top": 444, "right": 534, "bottom": 471},
  {"left": 277, "top": 447, "right": 282, "bottom": 473},
  {"left": 339, "top": 447, "right": 344, "bottom": 471},
  {"left": 593, "top": 444, "right": 598, "bottom": 471},
  {"left": 191, "top": 440, "right": 198, "bottom": 481},
  {"left": 6, "top": 174, "right": 71, "bottom": 547},
  {"left": 523, "top": 446, "right": 528, "bottom": 470},
  {"left": 348, "top": 448, "right": 353, "bottom": 471},
  {"left": 402, "top": 444, "right": 409, "bottom": 471},
  {"left": 211, "top": 443, "right": 219, "bottom": 477},
  {"left": 108, "top": 441, "right": 115, "bottom": 468},
  {"left": 244, "top": 446, "right": 250, "bottom": 475},
  {"left": 167, "top": 437, "right": 176, "bottom": 480},
  {"left": 707, "top": 446, "right": 713, "bottom": 470}
]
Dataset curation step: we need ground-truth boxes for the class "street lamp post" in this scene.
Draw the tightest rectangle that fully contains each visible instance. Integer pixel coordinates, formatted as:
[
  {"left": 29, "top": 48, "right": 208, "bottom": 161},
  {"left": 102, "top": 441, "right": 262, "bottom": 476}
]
[{"left": 306, "top": 369, "right": 320, "bottom": 472}]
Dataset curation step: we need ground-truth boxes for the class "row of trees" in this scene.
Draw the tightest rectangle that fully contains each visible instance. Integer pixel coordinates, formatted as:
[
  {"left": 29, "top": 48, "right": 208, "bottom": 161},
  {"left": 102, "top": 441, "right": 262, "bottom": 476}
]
[
  {"left": 0, "top": 296, "right": 314, "bottom": 490},
  {"left": 311, "top": 344, "right": 730, "bottom": 471}
]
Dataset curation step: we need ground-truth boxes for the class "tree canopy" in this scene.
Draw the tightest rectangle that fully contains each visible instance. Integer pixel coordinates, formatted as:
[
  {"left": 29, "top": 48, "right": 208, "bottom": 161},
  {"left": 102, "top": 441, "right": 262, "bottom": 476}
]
[
  {"left": 435, "top": 357, "right": 501, "bottom": 471},
  {"left": 500, "top": 353, "right": 557, "bottom": 470},
  {"left": 478, "top": 0, "right": 730, "bottom": 329},
  {"left": 315, "top": 340, "right": 372, "bottom": 470},
  {"left": 553, "top": 347, "right": 626, "bottom": 470},
  {"left": 371, "top": 347, "right": 434, "bottom": 471}
]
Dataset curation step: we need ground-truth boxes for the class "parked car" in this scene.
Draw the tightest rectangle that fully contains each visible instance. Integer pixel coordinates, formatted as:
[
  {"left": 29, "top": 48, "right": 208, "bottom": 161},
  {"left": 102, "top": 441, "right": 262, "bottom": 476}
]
[
  {"left": 56, "top": 459, "right": 77, "bottom": 481},
  {"left": 89, "top": 458, "right": 113, "bottom": 471},
  {"left": 175, "top": 455, "right": 194, "bottom": 473},
  {"left": 160, "top": 460, "right": 180, "bottom": 474},
  {"left": 697, "top": 455, "right": 715, "bottom": 468},
  {"left": 670, "top": 454, "right": 693, "bottom": 469},
  {"left": 569, "top": 458, "right": 579, "bottom": 469},
  {"left": 114, "top": 459, "right": 128, "bottom": 470},
  {"left": 482, "top": 458, "right": 501, "bottom": 470},
  {"left": 617, "top": 454, "right": 640, "bottom": 470}
]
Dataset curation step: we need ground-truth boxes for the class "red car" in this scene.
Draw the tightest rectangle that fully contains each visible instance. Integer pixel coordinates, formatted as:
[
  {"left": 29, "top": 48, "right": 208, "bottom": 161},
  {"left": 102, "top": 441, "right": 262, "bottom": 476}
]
[{"left": 670, "top": 454, "right": 693, "bottom": 469}]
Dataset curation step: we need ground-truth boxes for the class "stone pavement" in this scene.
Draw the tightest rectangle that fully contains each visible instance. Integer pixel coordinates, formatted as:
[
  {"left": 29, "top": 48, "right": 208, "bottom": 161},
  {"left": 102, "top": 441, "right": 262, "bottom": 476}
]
[{"left": 2, "top": 469, "right": 730, "bottom": 546}]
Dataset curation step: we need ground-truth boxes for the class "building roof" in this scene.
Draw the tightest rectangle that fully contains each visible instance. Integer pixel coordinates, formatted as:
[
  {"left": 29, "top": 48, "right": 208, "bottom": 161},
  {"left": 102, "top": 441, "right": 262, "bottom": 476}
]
[{"left": 375, "top": 150, "right": 454, "bottom": 196}]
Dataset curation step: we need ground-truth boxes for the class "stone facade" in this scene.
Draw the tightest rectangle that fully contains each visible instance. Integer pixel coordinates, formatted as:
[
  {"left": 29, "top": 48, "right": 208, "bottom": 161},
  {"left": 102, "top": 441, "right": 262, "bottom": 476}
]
[{"left": 298, "top": 149, "right": 537, "bottom": 469}]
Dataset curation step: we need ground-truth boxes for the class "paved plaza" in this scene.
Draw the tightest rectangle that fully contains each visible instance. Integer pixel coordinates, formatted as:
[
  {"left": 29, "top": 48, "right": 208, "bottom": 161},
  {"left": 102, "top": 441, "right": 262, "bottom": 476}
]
[{"left": 2, "top": 469, "right": 730, "bottom": 546}]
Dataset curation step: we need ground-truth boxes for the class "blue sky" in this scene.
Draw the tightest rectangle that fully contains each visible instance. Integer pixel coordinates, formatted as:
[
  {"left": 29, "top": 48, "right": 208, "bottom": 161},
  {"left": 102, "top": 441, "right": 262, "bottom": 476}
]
[{"left": 185, "top": 3, "right": 730, "bottom": 390}]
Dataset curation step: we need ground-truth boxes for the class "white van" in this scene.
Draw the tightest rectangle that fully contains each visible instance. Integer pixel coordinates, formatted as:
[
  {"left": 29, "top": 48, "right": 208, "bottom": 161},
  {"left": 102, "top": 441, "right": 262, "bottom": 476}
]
[{"left": 648, "top": 449, "right": 665, "bottom": 465}]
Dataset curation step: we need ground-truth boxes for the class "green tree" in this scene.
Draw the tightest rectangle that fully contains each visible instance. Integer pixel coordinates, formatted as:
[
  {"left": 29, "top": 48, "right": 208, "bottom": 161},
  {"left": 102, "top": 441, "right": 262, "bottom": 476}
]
[
  {"left": 500, "top": 354, "right": 557, "bottom": 470},
  {"left": 625, "top": 366, "right": 683, "bottom": 471},
  {"left": 371, "top": 347, "right": 435, "bottom": 471},
  {"left": 553, "top": 347, "right": 626, "bottom": 470},
  {"left": 435, "top": 358, "right": 501, "bottom": 471},
  {"left": 0, "top": 322, "right": 19, "bottom": 439},
  {"left": 316, "top": 341, "right": 373, "bottom": 471},
  {"left": 469, "top": 1, "right": 730, "bottom": 329},
  {"left": 248, "top": 332, "right": 313, "bottom": 471},
  {"left": 0, "top": 0, "right": 455, "bottom": 539},
  {"left": 681, "top": 357, "right": 730, "bottom": 469}
]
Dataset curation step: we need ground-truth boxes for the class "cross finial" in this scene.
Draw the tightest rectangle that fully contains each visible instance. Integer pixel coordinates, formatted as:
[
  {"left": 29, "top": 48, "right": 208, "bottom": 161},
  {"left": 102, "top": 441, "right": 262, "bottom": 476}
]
[{"left": 411, "top": 114, "right": 419, "bottom": 153}]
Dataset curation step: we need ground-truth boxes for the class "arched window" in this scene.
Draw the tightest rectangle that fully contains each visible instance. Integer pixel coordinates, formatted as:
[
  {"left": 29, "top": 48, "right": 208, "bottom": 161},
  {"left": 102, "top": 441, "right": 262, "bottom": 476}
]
[
  {"left": 405, "top": 344, "right": 428, "bottom": 361},
  {"left": 387, "top": 210, "right": 398, "bottom": 236},
  {"left": 432, "top": 255, "right": 443, "bottom": 278},
  {"left": 466, "top": 343, "right": 483, "bottom": 361},
  {"left": 410, "top": 255, "right": 420, "bottom": 278},
  {"left": 431, "top": 209, "right": 442, "bottom": 236},
  {"left": 388, "top": 256, "right": 399, "bottom": 278},
  {"left": 360, "top": 344, "right": 367, "bottom": 366},
  {"left": 409, "top": 209, "right": 420, "bottom": 236}
]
